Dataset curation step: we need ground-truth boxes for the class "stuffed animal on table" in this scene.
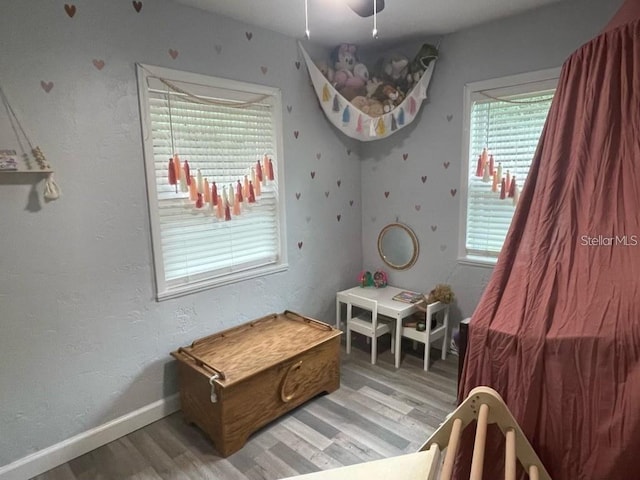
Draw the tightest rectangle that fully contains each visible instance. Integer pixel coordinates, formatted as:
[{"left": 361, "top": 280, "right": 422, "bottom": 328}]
[{"left": 407, "top": 43, "right": 439, "bottom": 90}]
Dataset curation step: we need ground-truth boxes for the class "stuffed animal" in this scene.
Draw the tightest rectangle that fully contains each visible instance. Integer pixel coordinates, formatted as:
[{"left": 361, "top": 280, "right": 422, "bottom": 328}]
[
  {"left": 373, "top": 83, "right": 405, "bottom": 113},
  {"left": 331, "top": 43, "right": 358, "bottom": 90},
  {"left": 373, "top": 53, "right": 410, "bottom": 93},
  {"left": 366, "top": 77, "right": 383, "bottom": 98},
  {"left": 407, "top": 43, "right": 439, "bottom": 89},
  {"left": 317, "top": 59, "right": 335, "bottom": 83},
  {"left": 424, "top": 284, "right": 455, "bottom": 304},
  {"left": 351, "top": 96, "right": 384, "bottom": 117},
  {"left": 339, "top": 62, "right": 369, "bottom": 100}
]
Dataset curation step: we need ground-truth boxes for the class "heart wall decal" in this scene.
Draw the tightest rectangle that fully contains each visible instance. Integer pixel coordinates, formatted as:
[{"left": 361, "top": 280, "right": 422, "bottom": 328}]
[
  {"left": 246, "top": 32, "right": 253, "bottom": 41},
  {"left": 40, "top": 81, "right": 54, "bottom": 93},
  {"left": 260, "top": 66, "right": 268, "bottom": 75},
  {"left": 132, "top": 1, "right": 143, "bottom": 12},
  {"left": 168, "top": 49, "right": 179, "bottom": 59},
  {"left": 298, "top": 241, "right": 303, "bottom": 249},
  {"left": 92, "top": 59, "right": 105, "bottom": 70},
  {"left": 64, "top": 4, "right": 76, "bottom": 17}
]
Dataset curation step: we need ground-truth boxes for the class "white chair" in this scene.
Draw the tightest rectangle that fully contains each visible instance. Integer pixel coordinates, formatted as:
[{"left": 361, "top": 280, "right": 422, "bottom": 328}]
[
  {"left": 345, "top": 294, "right": 395, "bottom": 365},
  {"left": 402, "top": 302, "right": 449, "bottom": 371}
]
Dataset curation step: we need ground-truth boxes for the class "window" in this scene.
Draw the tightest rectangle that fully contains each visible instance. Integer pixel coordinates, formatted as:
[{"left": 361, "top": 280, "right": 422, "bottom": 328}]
[
  {"left": 460, "top": 69, "right": 559, "bottom": 263},
  {"left": 136, "top": 64, "right": 287, "bottom": 300}
]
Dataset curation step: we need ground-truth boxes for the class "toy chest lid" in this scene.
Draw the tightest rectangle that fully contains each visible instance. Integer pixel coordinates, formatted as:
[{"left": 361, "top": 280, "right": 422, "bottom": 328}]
[{"left": 171, "top": 310, "right": 341, "bottom": 387}]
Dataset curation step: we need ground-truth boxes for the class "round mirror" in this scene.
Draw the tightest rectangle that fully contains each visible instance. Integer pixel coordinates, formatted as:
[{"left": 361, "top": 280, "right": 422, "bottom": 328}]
[{"left": 377, "top": 223, "right": 419, "bottom": 270}]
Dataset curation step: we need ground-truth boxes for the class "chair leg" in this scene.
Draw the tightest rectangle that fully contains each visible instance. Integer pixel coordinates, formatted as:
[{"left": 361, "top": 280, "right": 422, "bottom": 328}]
[
  {"left": 441, "top": 330, "right": 448, "bottom": 360},
  {"left": 372, "top": 336, "right": 377, "bottom": 365},
  {"left": 424, "top": 337, "right": 431, "bottom": 371},
  {"left": 442, "top": 308, "right": 450, "bottom": 360},
  {"left": 346, "top": 328, "right": 352, "bottom": 354},
  {"left": 390, "top": 330, "right": 395, "bottom": 355}
]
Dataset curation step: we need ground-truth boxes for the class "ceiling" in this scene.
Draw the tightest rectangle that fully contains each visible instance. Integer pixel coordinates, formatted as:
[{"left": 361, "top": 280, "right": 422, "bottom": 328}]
[{"left": 176, "top": 0, "right": 564, "bottom": 47}]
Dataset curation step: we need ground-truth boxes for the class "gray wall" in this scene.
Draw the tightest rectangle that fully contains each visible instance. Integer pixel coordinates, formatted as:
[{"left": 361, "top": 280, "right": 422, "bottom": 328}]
[
  {"left": 360, "top": 0, "right": 622, "bottom": 323},
  {"left": 0, "top": 0, "right": 362, "bottom": 466},
  {"left": 0, "top": 0, "right": 623, "bottom": 468}
]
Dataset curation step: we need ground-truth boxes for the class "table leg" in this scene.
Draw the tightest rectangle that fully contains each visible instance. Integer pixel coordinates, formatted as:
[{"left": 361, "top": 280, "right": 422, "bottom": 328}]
[
  {"left": 395, "top": 316, "right": 402, "bottom": 368},
  {"left": 335, "top": 298, "right": 341, "bottom": 331}
]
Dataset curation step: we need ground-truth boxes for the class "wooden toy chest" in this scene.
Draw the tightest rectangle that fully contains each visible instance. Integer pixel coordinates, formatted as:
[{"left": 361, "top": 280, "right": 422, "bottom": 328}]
[{"left": 171, "top": 311, "right": 342, "bottom": 456}]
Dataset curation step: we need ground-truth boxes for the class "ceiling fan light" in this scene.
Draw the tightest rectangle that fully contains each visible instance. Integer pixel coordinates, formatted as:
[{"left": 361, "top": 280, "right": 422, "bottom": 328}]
[{"left": 345, "top": 0, "right": 385, "bottom": 18}]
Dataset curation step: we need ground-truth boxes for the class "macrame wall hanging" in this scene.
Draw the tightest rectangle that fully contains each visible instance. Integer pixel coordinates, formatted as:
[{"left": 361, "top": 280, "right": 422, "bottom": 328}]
[
  {"left": 151, "top": 71, "right": 276, "bottom": 221},
  {"left": 0, "top": 84, "right": 61, "bottom": 202}
]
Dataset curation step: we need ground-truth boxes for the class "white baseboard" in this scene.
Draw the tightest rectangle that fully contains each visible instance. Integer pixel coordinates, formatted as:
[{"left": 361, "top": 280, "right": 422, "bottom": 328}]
[{"left": 0, "top": 394, "right": 180, "bottom": 480}]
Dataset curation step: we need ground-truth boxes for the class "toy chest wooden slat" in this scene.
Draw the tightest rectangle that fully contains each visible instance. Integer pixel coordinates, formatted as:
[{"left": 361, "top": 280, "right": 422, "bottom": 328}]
[{"left": 171, "top": 310, "right": 342, "bottom": 456}]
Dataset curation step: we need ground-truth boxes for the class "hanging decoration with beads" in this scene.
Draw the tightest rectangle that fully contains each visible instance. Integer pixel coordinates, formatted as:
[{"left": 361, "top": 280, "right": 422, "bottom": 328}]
[{"left": 0, "top": 84, "right": 61, "bottom": 201}]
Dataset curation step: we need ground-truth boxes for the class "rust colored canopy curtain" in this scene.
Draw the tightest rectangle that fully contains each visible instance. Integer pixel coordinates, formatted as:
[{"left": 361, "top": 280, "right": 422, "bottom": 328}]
[{"left": 459, "top": 2, "right": 640, "bottom": 479}]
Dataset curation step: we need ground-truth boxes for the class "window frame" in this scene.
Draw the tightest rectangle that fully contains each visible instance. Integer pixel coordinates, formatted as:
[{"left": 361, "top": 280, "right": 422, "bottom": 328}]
[
  {"left": 136, "top": 63, "right": 288, "bottom": 300},
  {"left": 458, "top": 67, "right": 561, "bottom": 267}
]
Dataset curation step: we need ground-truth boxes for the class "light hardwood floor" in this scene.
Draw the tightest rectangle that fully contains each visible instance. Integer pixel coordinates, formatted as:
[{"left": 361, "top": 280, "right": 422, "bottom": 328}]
[{"left": 33, "top": 340, "right": 458, "bottom": 480}]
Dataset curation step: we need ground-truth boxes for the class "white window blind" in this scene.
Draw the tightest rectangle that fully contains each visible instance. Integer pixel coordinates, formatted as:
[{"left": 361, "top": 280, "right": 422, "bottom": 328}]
[
  {"left": 465, "top": 86, "right": 554, "bottom": 259},
  {"left": 137, "top": 64, "right": 287, "bottom": 299}
]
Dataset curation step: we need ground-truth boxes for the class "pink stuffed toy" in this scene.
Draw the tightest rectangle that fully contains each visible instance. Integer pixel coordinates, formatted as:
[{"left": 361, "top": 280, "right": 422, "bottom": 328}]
[{"left": 332, "top": 43, "right": 357, "bottom": 89}]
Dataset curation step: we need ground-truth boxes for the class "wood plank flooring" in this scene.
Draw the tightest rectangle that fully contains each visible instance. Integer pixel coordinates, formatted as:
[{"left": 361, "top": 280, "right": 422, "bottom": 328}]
[{"left": 33, "top": 341, "right": 458, "bottom": 480}]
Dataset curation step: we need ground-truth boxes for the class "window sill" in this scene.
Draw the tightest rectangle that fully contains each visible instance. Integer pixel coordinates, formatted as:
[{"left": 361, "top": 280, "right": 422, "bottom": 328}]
[
  {"left": 457, "top": 255, "right": 497, "bottom": 268},
  {"left": 157, "top": 263, "right": 289, "bottom": 301}
]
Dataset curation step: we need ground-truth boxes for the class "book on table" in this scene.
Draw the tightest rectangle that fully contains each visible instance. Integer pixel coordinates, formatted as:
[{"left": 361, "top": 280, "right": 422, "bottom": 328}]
[{"left": 392, "top": 290, "right": 424, "bottom": 303}]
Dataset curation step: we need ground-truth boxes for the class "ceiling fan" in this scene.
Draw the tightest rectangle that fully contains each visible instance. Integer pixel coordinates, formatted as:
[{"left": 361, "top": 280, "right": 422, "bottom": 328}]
[{"left": 345, "top": 0, "right": 385, "bottom": 17}]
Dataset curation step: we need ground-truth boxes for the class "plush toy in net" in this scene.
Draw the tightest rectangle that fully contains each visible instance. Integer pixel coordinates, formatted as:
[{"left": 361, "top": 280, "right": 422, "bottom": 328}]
[{"left": 425, "top": 284, "right": 455, "bottom": 304}]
